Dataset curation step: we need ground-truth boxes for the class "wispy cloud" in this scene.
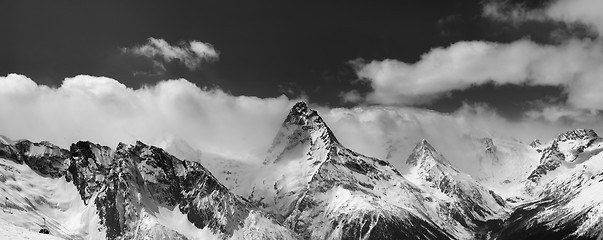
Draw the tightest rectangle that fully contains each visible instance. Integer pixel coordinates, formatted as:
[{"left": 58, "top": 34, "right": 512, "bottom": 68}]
[
  {"left": 482, "top": 1, "right": 546, "bottom": 24},
  {"left": 524, "top": 105, "right": 603, "bottom": 124},
  {"left": 338, "top": 89, "right": 363, "bottom": 104},
  {"left": 483, "top": 0, "right": 603, "bottom": 35},
  {"left": 123, "top": 38, "right": 219, "bottom": 72},
  {"left": 352, "top": 39, "right": 603, "bottom": 110}
]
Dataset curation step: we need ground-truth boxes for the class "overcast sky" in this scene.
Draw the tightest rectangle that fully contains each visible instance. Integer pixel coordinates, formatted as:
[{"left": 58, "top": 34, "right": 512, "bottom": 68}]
[{"left": 1, "top": 0, "right": 603, "bottom": 171}]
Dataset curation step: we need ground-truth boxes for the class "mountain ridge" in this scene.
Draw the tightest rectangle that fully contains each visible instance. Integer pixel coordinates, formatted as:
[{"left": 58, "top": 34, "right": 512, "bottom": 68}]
[{"left": 1, "top": 102, "right": 602, "bottom": 239}]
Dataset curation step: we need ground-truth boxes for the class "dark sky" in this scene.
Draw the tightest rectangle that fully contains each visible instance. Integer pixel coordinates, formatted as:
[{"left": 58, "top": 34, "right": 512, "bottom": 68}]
[{"left": 0, "top": 0, "right": 563, "bottom": 118}]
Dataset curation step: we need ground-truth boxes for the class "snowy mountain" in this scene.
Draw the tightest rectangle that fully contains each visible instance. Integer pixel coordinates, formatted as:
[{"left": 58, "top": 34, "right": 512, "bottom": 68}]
[
  {"left": 247, "top": 102, "right": 462, "bottom": 239},
  {"left": 402, "top": 140, "right": 508, "bottom": 232},
  {"left": 0, "top": 139, "right": 296, "bottom": 240},
  {"left": 2, "top": 102, "right": 603, "bottom": 240},
  {"left": 383, "top": 131, "right": 541, "bottom": 201},
  {"left": 493, "top": 129, "right": 603, "bottom": 239},
  {"left": 527, "top": 129, "right": 601, "bottom": 184},
  {"left": 465, "top": 136, "right": 540, "bottom": 201}
]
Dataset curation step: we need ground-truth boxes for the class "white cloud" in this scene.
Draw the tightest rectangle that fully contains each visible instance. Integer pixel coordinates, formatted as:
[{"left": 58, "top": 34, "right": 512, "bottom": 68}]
[
  {"left": 483, "top": 0, "right": 603, "bottom": 35},
  {"left": 0, "top": 74, "right": 291, "bottom": 161},
  {"left": 1, "top": 74, "right": 602, "bottom": 176},
  {"left": 320, "top": 103, "right": 603, "bottom": 176},
  {"left": 352, "top": 39, "right": 603, "bottom": 110},
  {"left": 547, "top": 0, "right": 603, "bottom": 34},
  {"left": 123, "top": 38, "right": 219, "bottom": 71}
]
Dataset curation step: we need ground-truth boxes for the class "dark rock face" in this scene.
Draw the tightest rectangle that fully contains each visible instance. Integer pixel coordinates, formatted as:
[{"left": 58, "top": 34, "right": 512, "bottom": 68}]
[
  {"left": 67, "top": 141, "right": 112, "bottom": 204},
  {"left": 336, "top": 212, "right": 453, "bottom": 240},
  {"left": 175, "top": 156, "right": 249, "bottom": 236},
  {"left": 0, "top": 137, "right": 71, "bottom": 178},
  {"left": 494, "top": 198, "right": 596, "bottom": 240},
  {"left": 284, "top": 102, "right": 338, "bottom": 143},
  {"left": 557, "top": 129, "right": 598, "bottom": 142},
  {"left": 95, "top": 180, "right": 121, "bottom": 239},
  {"left": 0, "top": 138, "right": 21, "bottom": 163},
  {"left": 12, "top": 140, "right": 69, "bottom": 178},
  {"left": 527, "top": 142, "right": 563, "bottom": 182},
  {"left": 480, "top": 138, "right": 496, "bottom": 154},
  {"left": 67, "top": 141, "right": 253, "bottom": 239},
  {"left": 284, "top": 102, "right": 331, "bottom": 134}
]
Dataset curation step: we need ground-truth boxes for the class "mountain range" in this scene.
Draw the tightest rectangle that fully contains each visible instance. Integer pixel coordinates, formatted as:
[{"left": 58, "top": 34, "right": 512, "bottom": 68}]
[{"left": 0, "top": 102, "right": 602, "bottom": 239}]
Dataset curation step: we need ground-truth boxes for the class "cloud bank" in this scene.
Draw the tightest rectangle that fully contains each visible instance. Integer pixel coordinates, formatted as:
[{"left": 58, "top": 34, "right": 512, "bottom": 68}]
[
  {"left": 0, "top": 74, "right": 291, "bottom": 161},
  {"left": 123, "top": 38, "right": 219, "bottom": 71},
  {"left": 2, "top": 74, "right": 602, "bottom": 175}
]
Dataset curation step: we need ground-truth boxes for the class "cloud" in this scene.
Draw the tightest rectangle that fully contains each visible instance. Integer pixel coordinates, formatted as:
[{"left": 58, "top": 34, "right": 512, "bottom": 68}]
[
  {"left": 524, "top": 104, "right": 603, "bottom": 124},
  {"left": 352, "top": 39, "right": 603, "bottom": 110},
  {"left": 123, "top": 38, "right": 219, "bottom": 71},
  {"left": 338, "top": 89, "right": 363, "bottom": 104},
  {"left": 0, "top": 74, "right": 291, "bottom": 161},
  {"left": 1, "top": 73, "right": 603, "bottom": 177},
  {"left": 320, "top": 103, "right": 603, "bottom": 176},
  {"left": 547, "top": 0, "right": 603, "bottom": 34},
  {"left": 482, "top": 1, "right": 546, "bottom": 24},
  {"left": 483, "top": 0, "right": 603, "bottom": 35}
]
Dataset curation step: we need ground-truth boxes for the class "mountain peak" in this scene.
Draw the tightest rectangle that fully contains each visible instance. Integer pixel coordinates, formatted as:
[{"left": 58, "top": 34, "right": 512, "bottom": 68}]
[
  {"left": 406, "top": 139, "right": 448, "bottom": 166},
  {"left": 265, "top": 102, "right": 339, "bottom": 164},
  {"left": 291, "top": 101, "right": 309, "bottom": 114},
  {"left": 283, "top": 102, "right": 319, "bottom": 126},
  {"left": 418, "top": 139, "right": 436, "bottom": 151}
]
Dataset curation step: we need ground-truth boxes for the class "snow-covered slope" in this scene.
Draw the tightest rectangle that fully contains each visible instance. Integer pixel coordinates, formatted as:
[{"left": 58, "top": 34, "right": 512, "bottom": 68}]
[
  {"left": 401, "top": 140, "right": 509, "bottom": 231},
  {"left": 527, "top": 129, "right": 601, "bottom": 184},
  {"left": 0, "top": 218, "right": 64, "bottom": 240},
  {"left": 495, "top": 129, "right": 603, "bottom": 239},
  {"left": 0, "top": 155, "right": 94, "bottom": 240},
  {"left": 245, "top": 102, "right": 476, "bottom": 239},
  {"left": 3, "top": 103, "right": 603, "bottom": 240},
  {"left": 162, "top": 138, "right": 260, "bottom": 198},
  {"left": 463, "top": 136, "right": 540, "bottom": 201},
  {"left": 385, "top": 132, "right": 541, "bottom": 201},
  {"left": 0, "top": 139, "right": 297, "bottom": 240}
]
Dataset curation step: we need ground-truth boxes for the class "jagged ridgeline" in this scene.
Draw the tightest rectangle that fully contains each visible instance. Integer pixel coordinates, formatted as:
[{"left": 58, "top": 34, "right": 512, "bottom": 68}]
[
  {"left": 0, "top": 138, "right": 294, "bottom": 239},
  {"left": 0, "top": 103, "right": 603, "bottom": 240}
]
